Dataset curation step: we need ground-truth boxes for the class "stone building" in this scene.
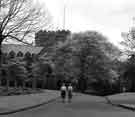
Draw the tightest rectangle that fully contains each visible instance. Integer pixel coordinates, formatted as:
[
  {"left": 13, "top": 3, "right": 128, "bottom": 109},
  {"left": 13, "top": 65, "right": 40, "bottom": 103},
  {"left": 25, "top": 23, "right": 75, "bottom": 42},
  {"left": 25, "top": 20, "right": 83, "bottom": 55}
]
[
  {"left": 2, "top": 44, "right": 43, "bottom": 57},
  {"left": 35, "top": 30, "right": 71, "bottom": 47}
]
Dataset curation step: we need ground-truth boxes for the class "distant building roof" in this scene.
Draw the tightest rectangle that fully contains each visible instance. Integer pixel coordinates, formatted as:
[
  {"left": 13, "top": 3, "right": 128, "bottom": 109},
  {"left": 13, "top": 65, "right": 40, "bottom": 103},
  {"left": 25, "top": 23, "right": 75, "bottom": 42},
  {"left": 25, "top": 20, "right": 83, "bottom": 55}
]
[{"left": 2, "top": 44, "right": 43, "bottom": 54}]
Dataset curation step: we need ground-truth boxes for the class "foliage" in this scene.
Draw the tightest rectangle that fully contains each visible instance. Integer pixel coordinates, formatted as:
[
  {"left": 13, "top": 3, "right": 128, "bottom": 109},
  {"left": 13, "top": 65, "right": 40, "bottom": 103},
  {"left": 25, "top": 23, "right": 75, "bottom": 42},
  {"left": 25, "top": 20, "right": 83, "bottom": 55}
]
[
  {"left": 70, "top": 32, "right": 119, "bottom": 91},
  {"left": 119, "top": 27, "right": 135, "bottom": 92},
  {"left": 0, "top": 58, "right": 27, "bottom": 89},
  {"left": 121, "top": 30, "right": 135, "bottom": 51},
  {"left": 7, "top": 61, "right": 27, "bottom": 83},
  {"left": 31, "top": 60, "right": 53, "bottom": 89},
  {"left": 0, "top": 0, "right": 51, "bottom": 44},
  {"left": 50, "top": 31, "right": 121, "bottom": 93},
  {"left": 0, "top": 0, "right": 52, "bottom": 69},
  {"left": 121, "top": 55, "right": 135, "bottom": 92},
  {"left": 0, "top": 30, "right": 122, "bottom": 94}
]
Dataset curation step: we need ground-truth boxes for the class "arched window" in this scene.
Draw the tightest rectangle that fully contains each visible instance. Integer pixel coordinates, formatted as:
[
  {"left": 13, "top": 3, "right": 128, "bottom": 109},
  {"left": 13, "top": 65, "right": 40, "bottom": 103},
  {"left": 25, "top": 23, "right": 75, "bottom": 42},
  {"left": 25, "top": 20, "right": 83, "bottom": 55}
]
[
  {"left": 8, "top": 51, "right": 16, "bottom": 59},
  {"left": 24, "top": 52, "right": 32, "bottom": 62},
  {"left": 25, "top": 51, "right": 31, "bottom": 58},
  {"left": 32, "top": 53, "right": 35, "bottom": 58},
  {"left": 17, "top": 51, "right": 23, "bottom": 57}
]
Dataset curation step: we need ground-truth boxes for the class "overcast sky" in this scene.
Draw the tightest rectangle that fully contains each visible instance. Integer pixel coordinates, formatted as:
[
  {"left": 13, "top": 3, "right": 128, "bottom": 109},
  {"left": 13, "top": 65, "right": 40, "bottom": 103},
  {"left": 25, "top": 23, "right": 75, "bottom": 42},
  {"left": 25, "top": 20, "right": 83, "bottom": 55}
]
[{"left": 37, "top": 0, "right": 135, "bottom": 47}]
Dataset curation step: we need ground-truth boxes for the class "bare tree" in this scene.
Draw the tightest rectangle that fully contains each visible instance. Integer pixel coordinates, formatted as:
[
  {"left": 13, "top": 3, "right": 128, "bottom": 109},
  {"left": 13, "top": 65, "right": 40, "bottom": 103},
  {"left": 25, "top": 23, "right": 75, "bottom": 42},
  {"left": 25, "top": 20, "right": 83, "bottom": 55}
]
[
  {"left": 121, "top": 28, "right": 135, "bottom": 56},
  {"left": 0, "top": 0, "right": 52, "bottom": 65}
]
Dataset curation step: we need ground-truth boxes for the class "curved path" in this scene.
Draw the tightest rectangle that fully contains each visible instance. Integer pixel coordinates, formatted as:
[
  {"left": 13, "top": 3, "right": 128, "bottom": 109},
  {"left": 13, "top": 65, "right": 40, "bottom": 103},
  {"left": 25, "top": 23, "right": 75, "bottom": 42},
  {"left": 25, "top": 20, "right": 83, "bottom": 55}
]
[{"left": 2, "top": 94, "right": 131, "bottom": 117}]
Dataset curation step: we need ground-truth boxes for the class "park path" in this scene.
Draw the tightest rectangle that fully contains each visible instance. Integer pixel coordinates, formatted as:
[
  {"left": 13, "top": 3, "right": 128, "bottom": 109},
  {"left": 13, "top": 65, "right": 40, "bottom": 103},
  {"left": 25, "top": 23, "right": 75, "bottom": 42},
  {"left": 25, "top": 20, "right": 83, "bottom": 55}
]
[
  {"left": 2, "top": 93, "right": 133, "bottom": 117},
  {"left": 0, "top": 90, "right": 59, "bottom": 115}
]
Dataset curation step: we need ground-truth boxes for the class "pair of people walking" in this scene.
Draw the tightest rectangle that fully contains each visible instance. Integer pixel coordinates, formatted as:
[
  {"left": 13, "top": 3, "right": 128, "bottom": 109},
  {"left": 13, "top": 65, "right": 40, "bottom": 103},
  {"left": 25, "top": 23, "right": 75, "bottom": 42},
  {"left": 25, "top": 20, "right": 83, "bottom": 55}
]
[{"left": 60, "top": 83, "right": 73, "bottom": 103}]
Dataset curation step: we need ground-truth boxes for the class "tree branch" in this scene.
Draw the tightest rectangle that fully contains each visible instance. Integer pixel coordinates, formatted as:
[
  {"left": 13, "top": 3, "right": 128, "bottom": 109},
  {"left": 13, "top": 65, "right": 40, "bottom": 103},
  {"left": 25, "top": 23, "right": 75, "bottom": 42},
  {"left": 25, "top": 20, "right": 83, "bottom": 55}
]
[{"left": 7, "top": 34, "right": 32, "bottom": 45}]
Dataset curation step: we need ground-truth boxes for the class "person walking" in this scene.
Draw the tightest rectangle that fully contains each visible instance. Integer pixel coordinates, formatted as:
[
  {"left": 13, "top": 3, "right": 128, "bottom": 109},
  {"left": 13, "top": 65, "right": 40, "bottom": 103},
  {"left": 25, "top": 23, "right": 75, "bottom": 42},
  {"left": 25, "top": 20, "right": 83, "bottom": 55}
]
[
  {"left": 60, "top": 83, "right": 66, "bottom": 103},
  {"left": 67, "top": 83, "right": 73, "bottom": 103}
]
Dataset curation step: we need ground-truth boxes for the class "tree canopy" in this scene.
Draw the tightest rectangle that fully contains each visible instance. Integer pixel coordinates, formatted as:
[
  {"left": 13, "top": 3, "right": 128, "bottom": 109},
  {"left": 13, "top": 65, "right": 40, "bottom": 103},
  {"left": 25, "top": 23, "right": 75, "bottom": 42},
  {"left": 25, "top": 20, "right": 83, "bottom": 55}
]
[
  {"left": 0, "top": 0, "right": 51, "bottom": 44},
  {"left": 50, "top": 31, "right": 121, "bottom": 91}
]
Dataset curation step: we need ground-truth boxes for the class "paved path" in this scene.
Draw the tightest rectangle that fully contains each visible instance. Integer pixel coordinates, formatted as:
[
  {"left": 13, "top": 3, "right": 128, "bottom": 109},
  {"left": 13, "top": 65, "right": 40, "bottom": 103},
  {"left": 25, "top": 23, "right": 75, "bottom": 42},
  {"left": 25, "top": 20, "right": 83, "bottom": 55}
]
[{"left": 2, "top": 94, "right": 132, "bottom": 117}]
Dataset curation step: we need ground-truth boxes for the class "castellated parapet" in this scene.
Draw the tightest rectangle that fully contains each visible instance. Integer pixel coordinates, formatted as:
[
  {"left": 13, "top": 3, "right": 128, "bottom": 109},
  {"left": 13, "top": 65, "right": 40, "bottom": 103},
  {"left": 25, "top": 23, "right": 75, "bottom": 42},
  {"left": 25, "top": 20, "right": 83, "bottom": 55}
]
[{"left": 35, "top": 30, "right": 71, "bottom": 47}]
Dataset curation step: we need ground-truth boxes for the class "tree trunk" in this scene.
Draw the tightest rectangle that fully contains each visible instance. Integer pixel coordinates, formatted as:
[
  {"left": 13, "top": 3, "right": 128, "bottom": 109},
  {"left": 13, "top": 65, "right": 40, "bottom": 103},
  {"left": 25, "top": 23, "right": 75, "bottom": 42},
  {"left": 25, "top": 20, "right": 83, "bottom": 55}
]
[
  {"left": 23, "top": 81, "right": 26, "bottom": 89},
  {"left": 0, "top": 32, "right": 4, "bottom": 67},
  {"left": 32, "top": 77, "right": 36, "bottom": 90},
  {"left": 22, "top": 81, "right": 26, "bottom": 92},
  {"left": 6, "top": 69, "right": 10, "bottom": 91},
  {"left": 14, "top": 80, "right": 17, "bottom": 88},
  {"left": 0, "top": 37, "right": 3, "bottom": 87},
  {"left": 6, "top": 79, "right": 9, "bottom": 91},
  {"left": 0, "top": 79, "right": 2, "bottom": 86},
  {"left": 42, "top": 79, "right": 45, "bottom": 89},
  {"left": 0, "top": 44, "right": 2, "bottom": 66},
  {"left": 42, "top": 76, "right": 47, "bottom": 89},
  {"left": 78, "top": 56, "right": 87, "bottom": 92}
]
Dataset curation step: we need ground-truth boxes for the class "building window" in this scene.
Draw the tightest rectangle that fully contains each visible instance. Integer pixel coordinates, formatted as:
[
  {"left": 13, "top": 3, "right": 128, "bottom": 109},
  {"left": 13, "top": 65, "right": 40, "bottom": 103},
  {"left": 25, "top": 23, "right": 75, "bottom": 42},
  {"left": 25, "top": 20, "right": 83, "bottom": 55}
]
[
  {"left": 17, "top": 51, "right": 23, "bottom": 57},
  {"left": 8, "top": 51, "right": 16, "bottom": 59}
]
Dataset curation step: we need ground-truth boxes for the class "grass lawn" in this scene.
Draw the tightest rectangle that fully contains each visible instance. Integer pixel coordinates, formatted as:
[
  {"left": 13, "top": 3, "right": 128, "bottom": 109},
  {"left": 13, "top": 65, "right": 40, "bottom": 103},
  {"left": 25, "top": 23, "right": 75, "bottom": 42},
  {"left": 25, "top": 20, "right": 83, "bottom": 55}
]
[{"left": 0, "top": 86, "right": 44, "bottom": 96}]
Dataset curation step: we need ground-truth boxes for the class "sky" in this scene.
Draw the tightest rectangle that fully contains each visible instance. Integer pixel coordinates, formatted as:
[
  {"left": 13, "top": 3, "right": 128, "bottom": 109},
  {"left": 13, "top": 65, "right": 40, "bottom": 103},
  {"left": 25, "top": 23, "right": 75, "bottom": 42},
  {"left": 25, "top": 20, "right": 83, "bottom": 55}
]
[{"left": 37, "top": 0, "right": 135, "bottom": 47}]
